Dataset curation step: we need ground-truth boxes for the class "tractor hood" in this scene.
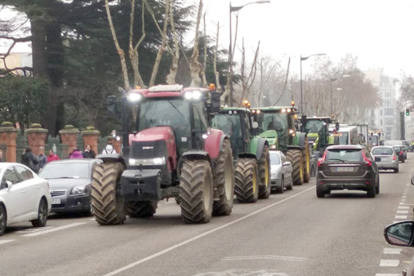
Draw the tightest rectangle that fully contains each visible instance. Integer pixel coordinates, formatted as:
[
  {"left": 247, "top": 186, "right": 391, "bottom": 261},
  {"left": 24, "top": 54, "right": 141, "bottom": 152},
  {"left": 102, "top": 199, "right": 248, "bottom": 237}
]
[
  {"left": 259, "top": 130, "right": 278, "bottom": 147},
  {"left": 129, "top": 126, "right": 175, "bottom": 144}
]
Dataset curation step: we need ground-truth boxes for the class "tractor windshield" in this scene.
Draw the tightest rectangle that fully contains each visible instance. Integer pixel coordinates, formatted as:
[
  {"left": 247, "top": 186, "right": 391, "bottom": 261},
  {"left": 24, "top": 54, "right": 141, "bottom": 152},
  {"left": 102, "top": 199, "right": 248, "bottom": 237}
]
[
  {"left": 260, "top": 113, "right": 287, "bottom": 137},
  {"left": 211, "top": 113, "right": 242, "bottom": 155},
  {"left": 306, "top": 120, "right": 323, "bottom": 134}
]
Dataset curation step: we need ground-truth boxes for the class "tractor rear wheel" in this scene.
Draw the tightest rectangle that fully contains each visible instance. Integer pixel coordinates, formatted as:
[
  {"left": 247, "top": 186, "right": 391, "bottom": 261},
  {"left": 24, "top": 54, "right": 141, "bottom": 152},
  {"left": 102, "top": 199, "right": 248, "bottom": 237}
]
[
  {"left": 235, "top": 158, "right": 259, "bottom": 203},
  {"left": 127, "top": 201, "right": 158, "bottom": 218},
  {"left": 91, "top": 162, "right": 126, "bottom": 225},
  {"left": 213, "top": 139, "right": 234, "bottom": 216},
  {"left": 286, "top": 150, "right": 304, "bottom": 185},
  {"left": 258, "top": 144, "right": 271, "bottom": 199},
  {"left": 179, "top": 160, "right": 213, "bottom": 224},
  {"left": 303, "top": 138, "right": 311, "bottom": 183}
]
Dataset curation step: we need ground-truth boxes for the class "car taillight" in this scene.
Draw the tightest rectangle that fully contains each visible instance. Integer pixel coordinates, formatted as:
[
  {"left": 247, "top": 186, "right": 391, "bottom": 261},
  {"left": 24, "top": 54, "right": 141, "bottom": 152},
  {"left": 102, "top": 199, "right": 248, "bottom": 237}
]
[
  {"left": 400, "top": 151, "right": 403, "bottom": 155},
  {"left": 362, "top": 151, "right": 372, "bottom": 166},
  {"left": 318, "top": 151, "right": 327, "bottom": 167},
  {"left": 393, "top": 155, "right": 396, "bottom": 160}
]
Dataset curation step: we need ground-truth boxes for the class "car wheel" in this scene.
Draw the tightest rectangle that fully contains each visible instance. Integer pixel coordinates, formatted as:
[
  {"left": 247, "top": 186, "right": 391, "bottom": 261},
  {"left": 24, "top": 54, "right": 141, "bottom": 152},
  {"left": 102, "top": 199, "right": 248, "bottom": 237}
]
[
  {"left": 376, "top": 181, "right": 380, "bottom": 194},
  {"left": 402, "top": 159, "right": 405, "bottom": 163},
  {"left": 277, "top": 178, "right": 285, "bottom": 194},
  {"left": 394, "top": 168, "right": 399, "bottom": 173},
  {"left": 286, "top": 180, "right": 293, "bottom": 191},
  {"left": 0, "top": 205, "right": 6, "bottom": 236},
  {"left": 367, "top": 187, "right": 376, "bottom": 198},
  {"left": 316, "top": 186, "right": 325, "bottom": 198},
  {"left": 31, "top": 198, "right": 48, "bottom": 228}
]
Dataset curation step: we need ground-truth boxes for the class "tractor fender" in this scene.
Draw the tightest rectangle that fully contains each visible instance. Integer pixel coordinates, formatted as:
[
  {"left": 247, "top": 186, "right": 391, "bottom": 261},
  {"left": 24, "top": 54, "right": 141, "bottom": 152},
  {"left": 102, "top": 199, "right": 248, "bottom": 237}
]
[
  {"left": 204, "top": 128, "right": 227, "bottom": 161},
  {"left": 297, "top": 132, "right": 307, "bottom": 149},
  {"left": 248, "top": 136, "right": 268, "bottom": 160},
  {"left": 178, "top": 151, "right": 212, "bottom": 175},
  {"left": 95, "top": 154, "right": 128, "bottom": 170}
]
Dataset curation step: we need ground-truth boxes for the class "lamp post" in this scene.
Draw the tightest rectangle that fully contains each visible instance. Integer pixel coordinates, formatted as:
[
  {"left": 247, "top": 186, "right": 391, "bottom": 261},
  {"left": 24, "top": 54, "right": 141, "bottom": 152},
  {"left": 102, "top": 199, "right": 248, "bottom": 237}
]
[
  {"left": 300, "top": 53, "right": 325, "bottom": 114},
  {"left": 228, "top": 0, "right": 270, "bottom": 106},
  {"left": 330, "top": 75, "right": 350, "bottom": 116}
]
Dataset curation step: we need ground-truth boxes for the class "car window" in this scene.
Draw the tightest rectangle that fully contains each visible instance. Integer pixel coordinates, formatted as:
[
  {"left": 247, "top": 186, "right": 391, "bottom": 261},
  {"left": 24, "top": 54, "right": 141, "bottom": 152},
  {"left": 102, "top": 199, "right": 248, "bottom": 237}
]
[
  {"left": 326, "top": 149, "right": 362, "bottom": 162},
  {"left": 39, "top": 162, "right": 90, "bottom": 179},
  {"left": 270, "top": 153, "right": 280, "bottom": 165},
  {"left": 372, "top": 148, "right": 393, "bottom": 155},
  {"left": 3, "top": 167, "right": 20, "bottom": 184},
  {"left": 14, "top": 166, "right": 33, "bottom": 181}
]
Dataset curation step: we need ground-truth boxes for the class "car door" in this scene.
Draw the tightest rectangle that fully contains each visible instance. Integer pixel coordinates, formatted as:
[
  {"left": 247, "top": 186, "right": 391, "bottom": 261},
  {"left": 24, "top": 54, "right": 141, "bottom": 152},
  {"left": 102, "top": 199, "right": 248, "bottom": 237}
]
[
  {"left": 14, "top": 165, "right": 39, "bottom": 218},
  {"left": 1, "top": 166, "right": 25, "bottom": 223},
  {"left": 281, "top": 153, "right": 293, "bottom": 184}
]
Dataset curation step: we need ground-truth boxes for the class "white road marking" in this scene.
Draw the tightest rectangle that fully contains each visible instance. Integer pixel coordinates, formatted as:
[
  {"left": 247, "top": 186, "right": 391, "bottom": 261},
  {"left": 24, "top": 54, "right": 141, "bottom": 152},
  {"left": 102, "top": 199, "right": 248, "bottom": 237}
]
[
  {"left": 395, "top": 215, "right": 408, "bottom": 219},
  {"left": 223, "top": 255, "right": 307, "bottom": 262},
  {"left": 375, "top": 274, "right": 402, "bottom": 276},
  {"left": 23, "top": 222, "right": 87, "bottom": 237},
  {"left": 396, "top": 210, "right": 409, "bottom": 214},
  {"left": 194, "top": 269, "right": 290, "bottom": 276},
  {"left": 383, "top": 248, "right": 402, "bottom": 254},
  {"left": 0, "top": 240, "right": 14, "bottom": 245},
  {"left": 103, "top": 186, "right": 316, "bottom": 276},
  {"left": 15, "top": 226, "right": 54, "bottom": 234},
  {"left": 398, "top": 206, "right": 410, "bottom": 209},
  {"left": 379, "top": 260, "right": 400, "bottom": 267}
]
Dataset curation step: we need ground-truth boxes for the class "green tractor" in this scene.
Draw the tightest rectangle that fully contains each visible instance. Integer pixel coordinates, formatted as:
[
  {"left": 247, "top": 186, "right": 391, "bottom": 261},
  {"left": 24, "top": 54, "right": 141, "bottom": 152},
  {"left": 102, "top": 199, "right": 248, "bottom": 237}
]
[
  {"left": 251, "top": 104, "right": 310, "bottom": 185},
  {"left": 210, "top": 106, "right": 271, "bottom": 203},
  {"left": 301, "top": 116, "right": 338, "bottom": 158}
]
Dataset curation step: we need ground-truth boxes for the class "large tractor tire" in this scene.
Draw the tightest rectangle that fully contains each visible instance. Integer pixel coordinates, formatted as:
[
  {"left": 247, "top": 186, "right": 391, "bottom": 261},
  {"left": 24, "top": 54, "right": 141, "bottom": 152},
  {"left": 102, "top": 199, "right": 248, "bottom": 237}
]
[
  {"left": 213, "top": 139, "right": 235, "bottom": 216},
  {"left": 258, "top": 144, "right": 271, "bottom": 199},
  {"left": 127, "top": 201, "right": 158, "bottom": 218},
  {"left": 179, "top": 160, "right": 214, "bottom": 224},
  {"left": 91, "top": 162, "right": 126, "bottom": 225},
  {"left": 286, "top": 149, "right": 304, "bottom": 185},
  {"left": 235, "top": 158, "right": 259, "bottom": 203},
  {"left": 303, "top": 138, "right": 311, "bottom": 183}
]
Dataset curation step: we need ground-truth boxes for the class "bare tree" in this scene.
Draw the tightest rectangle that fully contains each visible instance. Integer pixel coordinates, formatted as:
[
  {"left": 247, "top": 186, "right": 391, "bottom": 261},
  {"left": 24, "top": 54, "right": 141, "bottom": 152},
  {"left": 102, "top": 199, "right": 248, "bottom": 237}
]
[
  {"left": 200, "top": 12, "right": 208, "bottom": 88},
  {"left": 213, "top": 21, "right": 220, "bottom": 90},
  {"left": 165, "top": 0, "right": 180, "bottom": 85},
  {"left": 238, "top": 38, "right": 260, "bottom": 106},
  {"left": 129, "top": 0, "right": 146, "bottom": 88},
  {"left": 189, "top": 0, "right": 203, "bottom": 87}
]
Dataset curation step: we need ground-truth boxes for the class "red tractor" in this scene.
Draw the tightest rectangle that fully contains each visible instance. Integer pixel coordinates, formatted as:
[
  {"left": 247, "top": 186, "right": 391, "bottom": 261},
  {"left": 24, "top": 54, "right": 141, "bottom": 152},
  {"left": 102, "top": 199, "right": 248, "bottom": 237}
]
[{"left": 91, "top": 85, "right": 234, "bottom": 224}]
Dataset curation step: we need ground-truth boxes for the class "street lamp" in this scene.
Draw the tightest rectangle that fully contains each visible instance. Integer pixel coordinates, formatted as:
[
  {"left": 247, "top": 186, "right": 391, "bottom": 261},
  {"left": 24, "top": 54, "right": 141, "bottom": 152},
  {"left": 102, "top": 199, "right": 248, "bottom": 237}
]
[
  {"left": 300, "top": 53, "right": 325, "bottom": 114},
  {"left": 330, "top": 75, "right": 350, "bottom": 115},
  {"left": 228, "top": 0, "right": 270, "bottom": 106}
]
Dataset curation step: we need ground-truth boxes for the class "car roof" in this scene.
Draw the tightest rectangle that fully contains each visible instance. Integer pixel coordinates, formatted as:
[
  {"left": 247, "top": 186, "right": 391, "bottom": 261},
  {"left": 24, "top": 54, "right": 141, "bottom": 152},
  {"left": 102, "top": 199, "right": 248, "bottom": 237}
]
[
  {"left": 0, "top": 162, "right": 28, "bottom": 169},
  {"left": 326, "top": 145, "right": 364, "bottom": 150}
]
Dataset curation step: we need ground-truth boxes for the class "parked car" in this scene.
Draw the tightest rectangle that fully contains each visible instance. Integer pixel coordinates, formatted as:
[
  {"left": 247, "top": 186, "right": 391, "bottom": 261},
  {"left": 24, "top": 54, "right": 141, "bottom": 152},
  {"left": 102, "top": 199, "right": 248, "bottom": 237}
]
[
  {"left": 316, "top": 145, "right": 380, "bottom": 198},
  {"left": 269, "top": 151, "right": 293, "bottom": 193},
  {"left": 385, "top": 140, "right": 408, "bottom": 160},
  {"left": 371, "top": 146, "right": 399, "bottom": 173},
  {"left": 0, "top": 163, "right": 51, "bottom": 236},
  {"left": 39, "top": 159, "right": 102, "bottom": 215},
  {"left": 393, "top": 146, "right": 405, "bottom": 163}
]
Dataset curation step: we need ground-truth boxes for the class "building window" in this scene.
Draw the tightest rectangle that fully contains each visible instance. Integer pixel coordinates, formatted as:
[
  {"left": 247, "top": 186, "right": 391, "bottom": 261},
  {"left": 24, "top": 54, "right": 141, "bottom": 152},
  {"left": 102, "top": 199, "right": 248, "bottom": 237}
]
[
  {"left": 385, "top": 108, "right": 394, "bottom": 116},
  {"left": 380, "top": 109, "right": 383, "bottom": 116}
]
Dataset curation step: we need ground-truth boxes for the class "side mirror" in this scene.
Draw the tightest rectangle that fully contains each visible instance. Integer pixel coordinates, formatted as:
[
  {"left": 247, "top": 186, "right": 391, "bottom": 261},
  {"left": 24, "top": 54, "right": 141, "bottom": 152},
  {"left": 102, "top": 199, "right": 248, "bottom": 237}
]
[
  {"left": 375, "top": 157, "right": 381, "bottom": 162},
  {"left": 283, "top": 161, "right": 291, "bottom": 167},
  {"left": 5, "top": 180, "right": 12, "bottom": 190},
  {"left": 384, "top": 221, "right": 414, "bottom": 247}
]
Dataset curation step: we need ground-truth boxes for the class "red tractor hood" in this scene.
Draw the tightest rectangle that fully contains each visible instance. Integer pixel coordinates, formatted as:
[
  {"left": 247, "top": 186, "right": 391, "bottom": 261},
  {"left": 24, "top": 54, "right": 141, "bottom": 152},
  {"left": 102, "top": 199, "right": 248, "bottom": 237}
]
[{"left": 129, "top": 126, "right": 175, "bottom": 144}]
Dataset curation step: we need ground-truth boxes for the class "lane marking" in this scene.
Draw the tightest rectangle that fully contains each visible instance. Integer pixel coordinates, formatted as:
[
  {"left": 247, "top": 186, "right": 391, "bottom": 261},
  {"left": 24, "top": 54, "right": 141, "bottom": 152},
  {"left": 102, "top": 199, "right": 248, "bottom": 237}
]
[
  {"left": 23, "top": 222, "right": 87, "bottom": 237},
  {"left": 395, "top": 215, "right": 408, "bottom": 219},
  {"left": 398, "top": 206, "right": 410, "bottom": 210},
  {"left": 223, "top": 255, "right": 307, "bottom": 262},
  {"left": 0, "top": 240, "right": 14, "bottom": 245},
  {"left": 383, "top": 248, "right": 402, "bottom": 254},
  {"left": 375, "top": 274, "right": 402, "bottom": 276},
  {"left": 396, "top": 210, "right": 409, "bottom": 214},
  {"left": 379, "top": 260, "right": 400, "bottom": 267},
  {"left": 15, "top": 226, "right": 54, "bottom": 234},
  {"left": 103, "top": 186, "right": 316, "bottom": 276}
]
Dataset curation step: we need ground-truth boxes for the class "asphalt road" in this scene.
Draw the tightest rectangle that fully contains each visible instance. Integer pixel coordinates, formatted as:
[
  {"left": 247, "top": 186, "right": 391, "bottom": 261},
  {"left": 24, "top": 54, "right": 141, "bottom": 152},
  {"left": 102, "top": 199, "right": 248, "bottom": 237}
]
[{"left": 1, "top": 155, "right": 414, "bottom": 276}]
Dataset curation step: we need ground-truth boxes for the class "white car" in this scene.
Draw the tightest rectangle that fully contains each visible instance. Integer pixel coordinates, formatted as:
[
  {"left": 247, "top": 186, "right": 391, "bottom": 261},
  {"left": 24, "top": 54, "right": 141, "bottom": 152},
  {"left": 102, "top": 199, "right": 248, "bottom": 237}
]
[
  {"left": 0, "top": 163, "right": 51, "bottom": 236},
  {"left": 269, "top": 151, "right": 293, "bottom": 193}
]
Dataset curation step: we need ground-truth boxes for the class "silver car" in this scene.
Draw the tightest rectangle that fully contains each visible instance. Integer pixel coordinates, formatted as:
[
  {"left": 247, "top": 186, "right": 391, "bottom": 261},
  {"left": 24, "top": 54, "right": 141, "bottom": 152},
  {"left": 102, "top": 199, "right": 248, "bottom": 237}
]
[
  {"left": 270, "top": 151, "right": 293, "bottom": 193},
  {"left": 371, "top": 146, "right": 399, "bottom": 173}
]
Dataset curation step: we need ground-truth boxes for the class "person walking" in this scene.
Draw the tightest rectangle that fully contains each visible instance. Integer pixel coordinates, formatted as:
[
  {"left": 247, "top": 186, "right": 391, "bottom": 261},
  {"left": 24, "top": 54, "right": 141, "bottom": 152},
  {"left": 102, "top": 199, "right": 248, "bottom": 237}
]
[
  {"left": 83, "top": 144, "right": 96, "bottom": 158},
  {"left": 37, "top": 147, "right": 47, "bottom": 171},
  {"left": 47, "top": 149, "right": 60, "bottom": 163},
  {"left": 69, "top": 149, "right": 83, "bottom": 159},
  {"left": 22, "top": 147, "right": 39, "bottom": 173}
]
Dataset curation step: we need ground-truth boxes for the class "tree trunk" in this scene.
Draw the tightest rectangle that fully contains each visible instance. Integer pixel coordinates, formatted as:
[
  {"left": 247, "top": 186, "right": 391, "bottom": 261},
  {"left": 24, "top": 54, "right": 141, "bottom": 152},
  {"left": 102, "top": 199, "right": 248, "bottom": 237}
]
[
  {"left": 30, "top": 18, "right": 48, "bottom": 79},
  {"left": 165, "top": 0, "right": 180, "bottom": 85},
  {"left": 190, "top": 0, "right": 203, "bottom": 88}
]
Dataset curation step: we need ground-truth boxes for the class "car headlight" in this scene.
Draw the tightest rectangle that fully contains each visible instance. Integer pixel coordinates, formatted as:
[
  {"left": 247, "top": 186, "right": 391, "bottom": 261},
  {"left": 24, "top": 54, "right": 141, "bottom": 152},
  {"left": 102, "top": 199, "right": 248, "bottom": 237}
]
[
  {"left": 71, "top": 186, "right": 86, "bottom": 195},
  {"left": 129, "top": 157, "right": 166, "bottom": 166}
]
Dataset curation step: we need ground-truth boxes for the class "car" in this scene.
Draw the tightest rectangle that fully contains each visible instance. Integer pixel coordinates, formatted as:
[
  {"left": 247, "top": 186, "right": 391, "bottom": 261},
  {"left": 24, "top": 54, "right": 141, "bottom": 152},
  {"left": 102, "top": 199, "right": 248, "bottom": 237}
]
[
  {"left": 269, "top": 150, "right": 293, "bottom": 193},
  {"left": 371, "top": 146, "right": 399, "bottom": 173},
  {"left": 0, "top": 162, "right": 51, "bottom": 236},
  {"left": 39, "top": 159, "right": 102, "bottom": 214},
  {"left": 316, "top": 145, "right": 380, "bottom": 198},
  {"left": 393, "top": 146, "right": 405, "bottom": 163},
  {"left": 385, "top": 140, "right": 408, "bottom": 160}
]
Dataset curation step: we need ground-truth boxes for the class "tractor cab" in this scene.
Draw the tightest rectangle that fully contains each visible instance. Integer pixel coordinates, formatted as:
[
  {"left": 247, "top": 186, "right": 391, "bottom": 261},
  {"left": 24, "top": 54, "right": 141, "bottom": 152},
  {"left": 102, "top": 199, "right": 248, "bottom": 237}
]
[{"left": 303, "top": 117, "right": 336, "bottom": 155}]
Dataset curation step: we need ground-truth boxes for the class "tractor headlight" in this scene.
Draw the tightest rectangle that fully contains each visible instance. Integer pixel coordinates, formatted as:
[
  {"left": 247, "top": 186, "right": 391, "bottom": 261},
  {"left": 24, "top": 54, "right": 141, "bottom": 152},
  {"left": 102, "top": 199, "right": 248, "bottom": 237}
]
[
  {"left": 128, "top": 93, "right": 142, "bottom": 103},
  {"left": 184, "top": 90, "right": 203, "bottom": 101},
  {"left": 270, "top": 144, "right": 277, "bottom": 149},
  {"left": 129, "top": 157, "right": 166, "bottom": 166}
]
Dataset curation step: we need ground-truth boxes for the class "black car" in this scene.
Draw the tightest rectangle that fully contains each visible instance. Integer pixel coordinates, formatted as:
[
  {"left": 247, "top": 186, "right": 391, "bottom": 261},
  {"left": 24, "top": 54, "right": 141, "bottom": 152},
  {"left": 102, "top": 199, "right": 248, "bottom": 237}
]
[
  {"left": 316, "top": 145, "right": 380, "bottom": 198},
  {"left": 393, "top": 146, "right": 405, "bottom": 163},
  {"left": 39, "top": 159, "right": 102, "bottom": 214}
]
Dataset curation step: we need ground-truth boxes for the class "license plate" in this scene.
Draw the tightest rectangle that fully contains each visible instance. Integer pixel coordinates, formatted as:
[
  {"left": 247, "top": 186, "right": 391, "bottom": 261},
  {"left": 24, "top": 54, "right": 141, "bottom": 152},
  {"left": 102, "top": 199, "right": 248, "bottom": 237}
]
[
  {"left": 52, "top": 198, "right": 61, "bottom": 204},
  {"left": 336, "top": 167, "right": 354, "bottom": 172}
]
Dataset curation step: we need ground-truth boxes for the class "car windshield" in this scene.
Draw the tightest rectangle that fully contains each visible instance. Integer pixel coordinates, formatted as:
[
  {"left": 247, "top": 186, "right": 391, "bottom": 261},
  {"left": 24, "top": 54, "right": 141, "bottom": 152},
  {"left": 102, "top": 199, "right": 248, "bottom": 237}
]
[
  {"left": 326, "top": 149, "right": 362, "bottom": 162},
  {"left": 39, "top": 163, "right": 90, "bottom": 179},
  {"left": 270, "top": 153, "right": 281, "bottom": 165},
  {"left": 372, "top": 148, "right": 393, "bottom": 155}
]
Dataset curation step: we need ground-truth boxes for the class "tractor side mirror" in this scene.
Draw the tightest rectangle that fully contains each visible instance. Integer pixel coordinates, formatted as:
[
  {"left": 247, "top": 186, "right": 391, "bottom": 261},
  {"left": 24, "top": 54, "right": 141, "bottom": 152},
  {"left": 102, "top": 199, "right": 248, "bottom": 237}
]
[{"left": 335, "top": 122, "right": 340, "bottom": 131}]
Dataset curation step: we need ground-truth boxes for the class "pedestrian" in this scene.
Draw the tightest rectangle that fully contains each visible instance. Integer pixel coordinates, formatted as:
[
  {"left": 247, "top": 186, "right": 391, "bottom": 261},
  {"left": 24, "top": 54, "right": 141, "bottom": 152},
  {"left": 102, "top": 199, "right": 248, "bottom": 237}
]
[
  {"left": 83, "top": 144, "right": 96, "bottom": 158},
  {"left": 22, "top": 147, "right": 39, "bottom": 173},
  {"left": 47, "top": 149, "right": 60, "bottom": 163},
  {"left": 0, "top": 148, "right": 5, "bottom": 162},
  {"left": 102, "top": 144, "right": 117, "bottom": 154},
  {"left": 37, "top": 147, "right": 47, "bottom": 170},
  {"left": 69, "top": 148, "right": 83, "bottom": 159}
]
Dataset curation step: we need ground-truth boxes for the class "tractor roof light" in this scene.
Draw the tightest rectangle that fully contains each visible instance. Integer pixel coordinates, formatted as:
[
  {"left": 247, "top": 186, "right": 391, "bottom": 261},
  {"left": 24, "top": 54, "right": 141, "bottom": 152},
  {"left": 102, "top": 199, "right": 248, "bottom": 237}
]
[
  {"left": 184, "top": 90, "right": 203, "bottom": 101},
  {"left": 282, "top": 108, "right": 287, "bottom": 113},
  {"left": 294, "top": 114, "right": 298, "bottom": 119},
  {"left": 291, "top": 101, "right": 295, "bottom": 107},
  {"left": 127, "top": 93, "right": 142, "bottom": 103},
  {"left": 287, "top": 108, "right": 292, "bottom": 113},
  {"left": 257, "top": 110, "right": 261, "bottom": 114},
  {"left": 243, "top": 100, "right": 249, "bottom": 106},
  {"left": 209, "top": 83, "right": 216, "bottom": 91},
  {"left": 289, "top": 129, "right": 295, "bottom": 135},
  {"left": 252, "top": 109, "right": 256, "bottom": 113}
]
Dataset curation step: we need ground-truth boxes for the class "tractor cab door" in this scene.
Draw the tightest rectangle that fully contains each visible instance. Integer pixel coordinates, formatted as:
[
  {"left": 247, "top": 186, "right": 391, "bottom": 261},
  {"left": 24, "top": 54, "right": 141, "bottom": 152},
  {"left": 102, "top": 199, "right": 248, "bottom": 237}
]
[{"left": 191, "top": 102, "right": 209, "bottom": 151}]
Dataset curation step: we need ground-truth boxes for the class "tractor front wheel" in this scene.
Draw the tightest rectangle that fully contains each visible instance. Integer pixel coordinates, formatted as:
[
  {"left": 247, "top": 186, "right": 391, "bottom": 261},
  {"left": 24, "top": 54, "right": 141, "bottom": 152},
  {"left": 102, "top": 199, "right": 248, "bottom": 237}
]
[
  {"left": 91, "top": 162, "right": 126, "bottom": 225},
  {"left": 258, "top": 145, "right": 271, "bottom": 199},
  {"left": 235, "top": 158, "right": 259, "bottom": 203},
  {"left": 286, "top": 150, "right": 304, "bottom": 185}
]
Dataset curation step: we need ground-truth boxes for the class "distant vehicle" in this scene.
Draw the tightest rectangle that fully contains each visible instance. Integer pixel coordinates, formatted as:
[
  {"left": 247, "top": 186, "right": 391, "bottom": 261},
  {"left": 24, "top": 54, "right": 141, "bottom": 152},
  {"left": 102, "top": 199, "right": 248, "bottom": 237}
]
[
  {"left": 329, "top": 125, "right": 359, "bottom": 145},
  {"left": 316, "top": 145, "right": 380, "bottom": 198},
  {"left": 393, "top": 146, "right": 405, "bottom": 163},
  {"left": 371, "top": 146, "right": 399, "bottom": 173},
  {"left": 385, "top": 140, "right": 408, "bottom": 160},
  {"left": 0, "top": 163, "right": 51, "bottom": 236},
  {"left": 39, "top": 159, "right": 102, "bottom": 215},
  {"left": 269, "top": 151, "right": 293, "bottom": 193}
]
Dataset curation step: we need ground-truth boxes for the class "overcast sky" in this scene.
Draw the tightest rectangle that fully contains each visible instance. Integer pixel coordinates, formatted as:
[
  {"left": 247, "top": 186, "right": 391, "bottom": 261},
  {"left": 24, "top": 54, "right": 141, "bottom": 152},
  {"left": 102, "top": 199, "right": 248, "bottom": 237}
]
[{"left": 199, "top": 0, "right": 414, "bottom": 78}]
